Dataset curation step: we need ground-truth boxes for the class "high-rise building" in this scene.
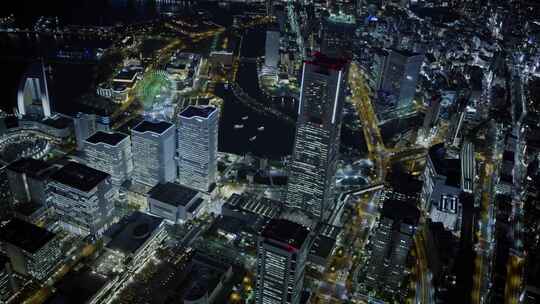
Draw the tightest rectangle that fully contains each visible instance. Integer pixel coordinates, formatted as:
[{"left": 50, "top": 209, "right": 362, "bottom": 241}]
[
  {"left": 74, "top": 112, "right": 97, "bottom": 151},
  {"left": 17, "top": 60, "right": 52, "bottom": 118},
  {"left": 48, "top": 162, "right": 115, "bottom": 236},
  {"left": 131, "top": 120, "right": 177, "bottom": 187},
  {"left": 0, "top": 218, "right": 61, "bottom": 281},
  {"left": 261, "top": 30, "right": 280, "bottom": 78},
  {"left": 177, "top": 106, "right": 219, "bottom": 193},
  {"left": 379, "top": 49, "right": 424, "bottom": 113},
  {"left": 83, "top": 131, "right": 133, "bottom": 186},
  {"left": 421, "top": 94, "right": 442, "bottom": 137},
  {"left": 286, "top": 53, "right": 348, "bottom": 222},
  {"left": 255, "top": 218, "right": 311, "bottom": 304},
  {"left": 73, "top": 111, "right": 111, "bottom": 151},
  {"left": 365, "top": 199, "right": 420, "bottom": 294},
  {"left": 0, "top": 254, "right": 15, "bottom": 303},
  {"left": 6, "top": 158, "right": 55, "bottom": 206},
  {"left": 321, "top": 13, "right": 356, "bottom": 58}
]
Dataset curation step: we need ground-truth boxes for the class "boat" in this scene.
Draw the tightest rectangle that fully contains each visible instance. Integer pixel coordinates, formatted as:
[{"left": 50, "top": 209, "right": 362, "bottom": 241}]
[
  {"left": 234, "top": 124, "right": 244, "bottom": 129},
  {"left": 257, "top": 126, "right": 264, "bottom": 131},
  {"left": 241, "top": 116, "right": 249, "bottom": 120},
  {"left": 249, "top": 136, "right": 257, "bottom": 141}
]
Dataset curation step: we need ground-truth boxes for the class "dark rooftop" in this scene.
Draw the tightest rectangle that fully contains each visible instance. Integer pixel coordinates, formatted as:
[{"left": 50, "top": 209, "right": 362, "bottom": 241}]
[
  {"left": 132, "top": 120, "right": 173, "bottom": 134},
  {"left": 428, "top": 144, "right": 461, "bottom": 187},
  {"left": 85, "top": 131, "right": 128, "bottom": 146},
  {"left": 0, "top": 218, "right": 56, "bottom": 254},
  {"left": 382, "top": 199, "right": 420, "bottom": 226},
  {"left": 0, "top": 254, "right": 8, "bottom": 271},
  {"left": 45, "top": 266, "right": 108, "bottom": 304},
  {"left": 261, "top": 218, "right": 309, "bottom": 251},
  {"left": 14, "top": 202, "right": 45, "bottom": 217},
  {"left": 50, "top": 162, "right": 110, "bottom": 192},
  {"left": 180, "top": 106, "right": 217, "bottom": 119},
  {"left": 148, "top": 182, "right": 198, "bottom": 207},
  {"left": 42, "top": 116, "right": 72, "bottom": 129},
  {"left": 310, "top": 235, "right": 336, "bottom": 261},
  {"left": 6, "top": 157, "right": 52, "bottom": 178},
  {"left": 106, "top": 211, "right": 163, "bottom": 255}
]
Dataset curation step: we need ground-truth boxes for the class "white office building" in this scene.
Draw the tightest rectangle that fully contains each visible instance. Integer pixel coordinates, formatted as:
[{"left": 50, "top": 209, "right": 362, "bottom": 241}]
[{"left": 177, "top": 106, "right": 219, "bottom": 193}]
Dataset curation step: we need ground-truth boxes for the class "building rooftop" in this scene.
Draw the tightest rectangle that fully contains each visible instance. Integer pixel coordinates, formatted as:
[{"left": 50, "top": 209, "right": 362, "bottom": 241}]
[
  {"left": 382, "top": 199, "right": 420, "bottom": 226},
  {"left": 6, "top": 157, "right": 53, "bottom": 178},
  {"left": 306, "top": 52, "right": 348, "bottom": 71},
  {"left": 132, "top": 120, "right": 173, "bottom": 135},
  {"left": 42, "top": 115, "right": 72, "bottom": 129},
  {"left": 0, "top": 218, "right": 56, "bottom": 254},
  {"left": 105, "top": 211, "right": 163, "bottom": 255},
  {"left": 261, "top": 218, "right": 310, "bottom": 251},
  {"left": 114, "top": 68, "right": 138, "bottom": 82},
  {"left": 46, "top": 265, "right": 108, "bottom": 304},
  {"left": 85, "top": 131, "right": 128, "bottom": 146},
  {"left": 180, "top": 105, "right": 217, "bottom": 119},
  {"left": 50, "top": 162, "right": 110, "bottom": 192},
  {"left": 148, "top": 182, "right": 198, "bottom": 207}
]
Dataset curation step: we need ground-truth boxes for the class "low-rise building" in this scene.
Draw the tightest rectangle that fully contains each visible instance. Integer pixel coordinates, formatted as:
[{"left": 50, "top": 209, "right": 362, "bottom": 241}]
[
  {"left": 147, "top": 182, "right": 205, "bottom": 224},
  {"left": 104, "top": 211, "right": 166, "bottom": 269}
]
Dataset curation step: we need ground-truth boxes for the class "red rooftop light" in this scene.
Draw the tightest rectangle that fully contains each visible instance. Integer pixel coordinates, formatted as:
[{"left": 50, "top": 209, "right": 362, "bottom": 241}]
[{"left": 305, "top": 51, "right": 349, "bottom": 71}]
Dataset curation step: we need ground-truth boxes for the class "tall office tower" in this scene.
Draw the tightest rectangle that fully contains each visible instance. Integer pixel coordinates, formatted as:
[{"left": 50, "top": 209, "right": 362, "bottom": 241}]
[
  {"left": 422, "top": 94, "right": 442, "bottom": 136},
  {"left": 83, "top": 131, "right": 133, "bottom": 186},
  {"left": 132, "top": 120, "right": 177, "bottom": 187},
  {"left": 17, "top": 60, "right": 52, "bottom": 118},
  {"left": 0, "top": 218, "right": 61, "bottom": 281},
  {"left": 286, "top": 53, "right": 348, "bottom": 222},
  {"left": 74, "top": 112, "right": 97, "bottom": 151},
  {"left": 255, "top": 218, "right": 311, "bottom": 304},
  {"left": 6, "top": 158, "right": 55, "bottom": 206},
  {"left": 365, "top": 199, "right": 420, "bottom": 294},
  {"left": 48, "top": 162, "right": 115, "bottom": 236},
  {"left": 379, "top": 49, "right": 424, "bottom": 112},
  {"left": 177, "top": 106, "right": 219, "bottom": 192},
  {"left": 74, "top": 111, "right": 111, "bottom": 151},
  {"left": 321, "top": 13, "right": 356, "bottom": 58},
  {"left": 261, "top": 30, "right": 280, "bottom": 78}
]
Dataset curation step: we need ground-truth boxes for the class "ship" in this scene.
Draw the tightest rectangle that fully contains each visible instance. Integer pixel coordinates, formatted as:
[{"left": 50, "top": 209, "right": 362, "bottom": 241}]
[
  {"left": 249, "top": 136, "right": 257, "bottom": 141},
  {"left": 241, "top": 116, "right": 249, "bottom": 120},
  {"left": 257, "top": 126, "right": 264, "bottom": 131},
  {"left": 234, "top": 124, "right": 244, "bottom": 129}
]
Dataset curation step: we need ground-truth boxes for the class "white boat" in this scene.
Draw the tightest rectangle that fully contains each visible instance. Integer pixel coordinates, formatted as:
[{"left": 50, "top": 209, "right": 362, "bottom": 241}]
[
  {"left": 234, "top": 124, "right": 244, "bottom": 129},
  {"left": 241, "top": 116, "right": 249, "bottom": 120},
  {"left": 257, "top": 126, "right": 264, "bottom": 131},
  {"left": 249, "top": 136, "right": 257, "bottom": 141}
]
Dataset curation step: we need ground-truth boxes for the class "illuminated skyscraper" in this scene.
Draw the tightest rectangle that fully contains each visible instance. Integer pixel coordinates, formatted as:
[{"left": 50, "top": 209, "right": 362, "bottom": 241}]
[
  {"left": 286, "top": 53, "right": 348, "bottom": 222},
  {"left": 83, "top": 131, "right": 133, "bottom": 186},
  {"left": 255, "top": 218, "right": 311, "bottom": 304},
  {"left": 132, "top": 120, "right": 177, "bottom": 187},
  {"left": 379, "top": 49, "right": 424, "bottom": 113},
  {"left": 177, "top": 106, "right": 218, "bottom": 193},
  {"left": 365, "top": 199, "right": 420, "bottom": 294}
]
